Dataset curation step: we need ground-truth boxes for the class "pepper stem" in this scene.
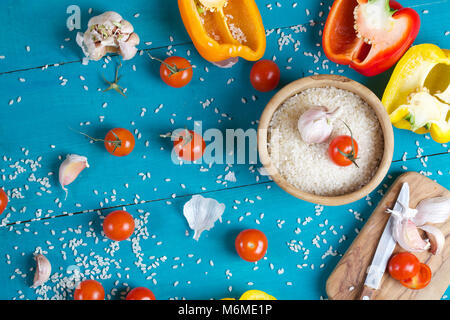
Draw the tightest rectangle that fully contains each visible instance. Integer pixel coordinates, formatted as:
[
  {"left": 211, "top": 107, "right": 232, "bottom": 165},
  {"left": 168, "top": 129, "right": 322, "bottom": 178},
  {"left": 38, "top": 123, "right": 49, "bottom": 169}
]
[{"left": 368, "top": 0, "right": 395, "bottom": 15}]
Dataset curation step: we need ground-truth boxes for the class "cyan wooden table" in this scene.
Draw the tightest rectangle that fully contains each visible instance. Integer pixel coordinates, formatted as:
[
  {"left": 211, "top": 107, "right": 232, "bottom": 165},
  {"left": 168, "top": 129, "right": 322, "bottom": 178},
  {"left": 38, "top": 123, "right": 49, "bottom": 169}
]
[{"left": 0, "top": 0, "right": 449, "bottom": 300}]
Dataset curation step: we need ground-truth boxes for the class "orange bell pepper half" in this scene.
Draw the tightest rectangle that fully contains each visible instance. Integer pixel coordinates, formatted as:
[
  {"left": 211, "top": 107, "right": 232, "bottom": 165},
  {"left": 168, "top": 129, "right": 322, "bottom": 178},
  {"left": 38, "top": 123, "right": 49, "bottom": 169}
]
[
  {"left": 323, "top": 0, "right": 420, "bottom": 76},
  {"left": 178, "top": 0, "right": 266, "bottom": 63}
]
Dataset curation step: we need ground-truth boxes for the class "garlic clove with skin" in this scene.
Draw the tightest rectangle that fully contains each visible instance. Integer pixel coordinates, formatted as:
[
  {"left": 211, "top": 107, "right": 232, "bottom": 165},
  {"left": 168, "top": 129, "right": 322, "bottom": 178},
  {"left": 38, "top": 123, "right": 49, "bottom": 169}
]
[
  {"left": 419, "top": 225, "right": 445, "bottom": 255},
  {"left": 392, "top": 217, "right": 430, "bottom": 252},
  {"left": 32, "top": 254, "right": 51, "bottom": 288},
  {"left": 413, "top": 196, "right": 450, "bottom": 226},
  {"left": 297, "top": 107, "right": 338, "bottom": 144},
  {"left": 183, "top": 195, "right": 226, "bottom": 241},
  {"left": 59, "top": 154, "right": 89, "bottom": 199}
]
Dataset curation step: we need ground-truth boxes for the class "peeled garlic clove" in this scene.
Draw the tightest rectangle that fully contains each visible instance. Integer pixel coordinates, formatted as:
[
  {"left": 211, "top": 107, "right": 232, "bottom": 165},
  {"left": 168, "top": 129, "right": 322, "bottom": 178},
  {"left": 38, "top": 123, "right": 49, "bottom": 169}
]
[
  {"left": 297, "top": 107, "right": 333, "bottom": 144},
  {"left": 413, "top": 196, "right": 450, "bottom": 226},
  {"left": 59, "top": 154, "right": 89, "bottom": 199},
  {"left": 419, "top": 225, "right": 445, "bottom": 255},
  {"left": 32, "top": 254, "right": 51, "bottom": 288},
  {"left": 183, "top": 195, "right": 226, "bottom": 241},
  {"left": 392, "top": 218, "right": 429, "bottom": 252}
]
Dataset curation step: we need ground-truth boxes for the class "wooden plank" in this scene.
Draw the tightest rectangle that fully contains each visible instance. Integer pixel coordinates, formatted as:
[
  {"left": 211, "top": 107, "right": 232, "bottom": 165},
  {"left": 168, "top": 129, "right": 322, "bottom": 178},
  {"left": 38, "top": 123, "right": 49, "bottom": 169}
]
[
  {"left": 1, "top": 1, "right": 449, "bottom": 74},
  {"left": 326, "top": 172, "right": 450, "bottom": 300},
  {"left": 0, "top": 0, "right": 449, "bottom": 301},
  {"left": 0, "top": 0, "right": 324, "bottom": 73},
  {"left": 0, "top": 38, "right": 448, "bottom": 225}
]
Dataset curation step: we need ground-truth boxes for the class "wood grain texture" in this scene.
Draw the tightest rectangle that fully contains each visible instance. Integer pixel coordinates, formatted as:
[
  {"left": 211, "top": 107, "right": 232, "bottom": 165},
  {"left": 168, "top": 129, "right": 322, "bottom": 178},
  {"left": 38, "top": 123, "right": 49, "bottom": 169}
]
[{"left": 326, "top": 172, "right": 450, "bottom": 300}]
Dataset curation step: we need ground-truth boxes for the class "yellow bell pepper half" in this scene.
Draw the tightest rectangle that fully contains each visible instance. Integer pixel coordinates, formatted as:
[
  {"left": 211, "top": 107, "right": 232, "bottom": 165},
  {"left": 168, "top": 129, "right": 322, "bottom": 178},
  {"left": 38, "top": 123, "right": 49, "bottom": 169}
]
[
  {"left": 222, "top": 290, "right": 276, "bottom": 300},
  {"left": 178, "top": 0, "right": 266, "bottom": 62},
  {"left": 382, "top": 43, "right": 450, "bottom": 143}
]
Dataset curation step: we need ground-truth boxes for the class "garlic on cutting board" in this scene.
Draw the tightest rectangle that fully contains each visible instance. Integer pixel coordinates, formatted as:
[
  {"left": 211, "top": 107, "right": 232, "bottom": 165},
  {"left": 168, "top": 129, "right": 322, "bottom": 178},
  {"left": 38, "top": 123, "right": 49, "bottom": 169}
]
[
  {"left": 412, "top": 196, "right": 450, "bottom": 226},
  {"left": 388, "top": 195, "right": 450, "bottom": 255},
  {"left": 183, "top": 195, "right": 225, "bottom": 241},
  {"left": 419, "top": 225, "right": 446, "bottom": 255},
  {"left": 76, "top": 11, "right": 140, "bottom": 61}
]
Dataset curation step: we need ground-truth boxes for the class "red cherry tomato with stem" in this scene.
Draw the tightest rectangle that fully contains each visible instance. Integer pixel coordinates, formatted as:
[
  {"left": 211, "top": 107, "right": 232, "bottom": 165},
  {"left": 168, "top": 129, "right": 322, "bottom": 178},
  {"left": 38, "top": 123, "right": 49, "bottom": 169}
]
[
  {"left": 400, "top": 263, "right": 432, "bottom": 290},
  {"left": 0, "top": 188, "right": 8, "bottom": 215},
  {"left": 148, "top": 53, "right": 193, "bottom": 88},
  {"left": 126, "top": 287, "right": 156, "bottom": 300},
  {"left": 104, "top": 128, "right": 135, "bottom": 157},
  {"left": 387, "top": 252, "right": 420, "bottom": 281},
  {"left": 250, "top": 59, "right": 280, "bottom": 92},
  {"left": 166, "top": 129, "right": 205, "bottom": 162},
  {"left": 235, "top": 229, "right": 268, "bottom": 262},
  {"left": 103, "top": 210, "right": 135, "bottom": 241},
  {"left": 74, "top": 127, "right": 135, "bottom": 157},
  {"left": 74, "top": 279, "right": 105, "bottom": 300},
  {"left": 328, "top": 122, "right": 359, "bottom": 167}
]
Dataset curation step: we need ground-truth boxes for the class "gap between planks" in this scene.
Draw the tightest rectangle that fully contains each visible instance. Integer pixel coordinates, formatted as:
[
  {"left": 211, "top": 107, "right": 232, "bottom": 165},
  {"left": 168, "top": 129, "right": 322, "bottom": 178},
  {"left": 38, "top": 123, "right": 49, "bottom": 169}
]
[
  {"left": 0, "top": 22, "right": 311, "bottom": 75},
  {"left": 2, "top": 151, "right": 449, "bottom": 228},
  {"left": 1, "top": 180, "right": 273, "bottom": 228},
  {"left": 1, "top": 0, "right": 447, "bottom": 75}
]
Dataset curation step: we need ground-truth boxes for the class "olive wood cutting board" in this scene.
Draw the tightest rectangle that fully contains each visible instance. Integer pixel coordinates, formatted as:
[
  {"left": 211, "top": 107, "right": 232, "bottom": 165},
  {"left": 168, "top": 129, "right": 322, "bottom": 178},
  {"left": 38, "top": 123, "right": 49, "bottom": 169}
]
[{"left": 326, "top": 172, "right": 450, "bottom": 300}]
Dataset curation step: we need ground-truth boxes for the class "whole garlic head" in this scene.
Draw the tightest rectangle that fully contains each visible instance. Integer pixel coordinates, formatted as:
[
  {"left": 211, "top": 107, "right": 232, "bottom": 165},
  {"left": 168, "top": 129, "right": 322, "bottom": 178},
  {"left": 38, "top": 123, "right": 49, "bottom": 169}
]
[{"left": 76, "top": 11, "right": 140, "bottom": 61}]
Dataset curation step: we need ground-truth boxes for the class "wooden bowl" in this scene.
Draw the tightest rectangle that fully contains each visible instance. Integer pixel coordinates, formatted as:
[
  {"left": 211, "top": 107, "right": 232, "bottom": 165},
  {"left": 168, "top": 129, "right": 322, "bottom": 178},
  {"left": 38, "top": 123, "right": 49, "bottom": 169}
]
[{"left": 257, "top": 74, "right": 394, "bottom": 206}]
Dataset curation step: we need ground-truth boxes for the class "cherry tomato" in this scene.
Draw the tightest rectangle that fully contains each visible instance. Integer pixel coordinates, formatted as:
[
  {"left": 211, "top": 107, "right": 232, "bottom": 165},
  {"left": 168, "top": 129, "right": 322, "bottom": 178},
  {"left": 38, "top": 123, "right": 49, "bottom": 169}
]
[
  {"left": 158, "top": 56, "right": 193, "bottom": 88},
  {"left": 173, "top": 129, "right": 206, "bottom": 162},
  {"left": 400, "top": 263, "right": 432, "bottom": 290},
  {"left": 104, "top": 128, "right": 135, "bottom": 157},
  {"left": 126, "top": 287, "right": 156, "bottom": 300},
  {"left": 250, "top": 59, "right": 280, "bottom": 92},
  {"left": 0, "top": 188, "right": 8, "bottom": 215},
  {"left": 235, "top": 229, "right": 268, "bottom": 262},
  {"left": 74, "top": 280, "right": 105, "bottom": 300},
  {"left": 103, "top": 210, "right": 135, "bottom": 241},
  {"left": 387, "top": 252, "right": 420, "bottom": 281},
  {"left": 328, "top": 135, "right": 359, "bottom": 167}
]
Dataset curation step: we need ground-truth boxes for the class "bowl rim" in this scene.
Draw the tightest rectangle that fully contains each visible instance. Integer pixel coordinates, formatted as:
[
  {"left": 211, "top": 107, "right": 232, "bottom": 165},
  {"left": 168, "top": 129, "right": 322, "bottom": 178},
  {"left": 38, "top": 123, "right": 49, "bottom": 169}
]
[{"left": 257, "top": 74, "right": 394, "bottom": 206}]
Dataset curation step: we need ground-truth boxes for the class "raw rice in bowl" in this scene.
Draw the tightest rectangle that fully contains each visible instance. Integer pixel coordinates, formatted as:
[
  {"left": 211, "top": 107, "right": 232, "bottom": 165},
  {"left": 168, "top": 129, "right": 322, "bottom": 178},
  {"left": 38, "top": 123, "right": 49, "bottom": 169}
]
[
  {"left": 258, "top": 75, "right": 394, "bottom": 206},
  {"left": 268, "top": 86, "right": 383, "bottom": 196}
]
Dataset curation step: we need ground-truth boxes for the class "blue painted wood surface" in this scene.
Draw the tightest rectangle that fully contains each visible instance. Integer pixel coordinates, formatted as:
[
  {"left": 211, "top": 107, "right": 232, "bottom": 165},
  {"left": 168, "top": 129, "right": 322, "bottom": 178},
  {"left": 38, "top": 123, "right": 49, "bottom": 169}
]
[{"left": 0, "top": 0, "right": 449, "bottom": 300}]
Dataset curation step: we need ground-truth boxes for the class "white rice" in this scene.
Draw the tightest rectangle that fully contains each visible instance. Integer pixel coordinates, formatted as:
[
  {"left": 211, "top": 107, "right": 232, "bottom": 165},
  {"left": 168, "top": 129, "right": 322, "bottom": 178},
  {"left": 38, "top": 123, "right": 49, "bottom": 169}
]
[{"left": 268, "top": 86, "right": 384, "bottom": 196}]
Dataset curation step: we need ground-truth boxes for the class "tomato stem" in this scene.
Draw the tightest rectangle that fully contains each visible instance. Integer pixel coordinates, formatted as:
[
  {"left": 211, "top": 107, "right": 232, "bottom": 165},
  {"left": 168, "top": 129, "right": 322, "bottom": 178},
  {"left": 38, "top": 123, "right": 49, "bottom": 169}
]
[
  {"left": 337, "top": 121, "right": 359, "bottom": 168},
  {"left": 102, "top": 61, "right": 127, "bottom": 97},
  {"left": 147, "top": 53, "right": 192, "bottom": 77},
  {"left": 70, "top": 128, "right": 122, "bottom": 151}
]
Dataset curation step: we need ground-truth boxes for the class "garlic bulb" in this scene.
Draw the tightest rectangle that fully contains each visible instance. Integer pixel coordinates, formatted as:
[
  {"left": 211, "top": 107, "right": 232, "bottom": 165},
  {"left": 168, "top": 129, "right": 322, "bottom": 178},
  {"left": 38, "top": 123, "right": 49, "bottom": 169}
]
[
  {"left": 76, "top": 11, "right": 140, "bottom": 61},
  {"left": 419, "top": 225, "right": 445, "bottom": 255},
  {"left": 297, "top": 107, "right": 338, "bottom": 144},
  {"left": 59, "top": 154, "right": 89, "bottom": 199},
  {"left": 412, "top": 196, "right": 450, "bottom": 226},
  {"left": 183, "top": 195, "right": 225, "bottom": 241},
  {"left": 32, "top": 254, "right": 51, "bottom": 288}
]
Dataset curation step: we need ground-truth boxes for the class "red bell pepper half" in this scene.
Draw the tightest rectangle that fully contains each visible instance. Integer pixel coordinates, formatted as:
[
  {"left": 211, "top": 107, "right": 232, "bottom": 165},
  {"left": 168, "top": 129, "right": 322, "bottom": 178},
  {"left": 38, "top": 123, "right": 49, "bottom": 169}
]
[{"left": 322, "top": 0, "right": 420, "bottom": 76}]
